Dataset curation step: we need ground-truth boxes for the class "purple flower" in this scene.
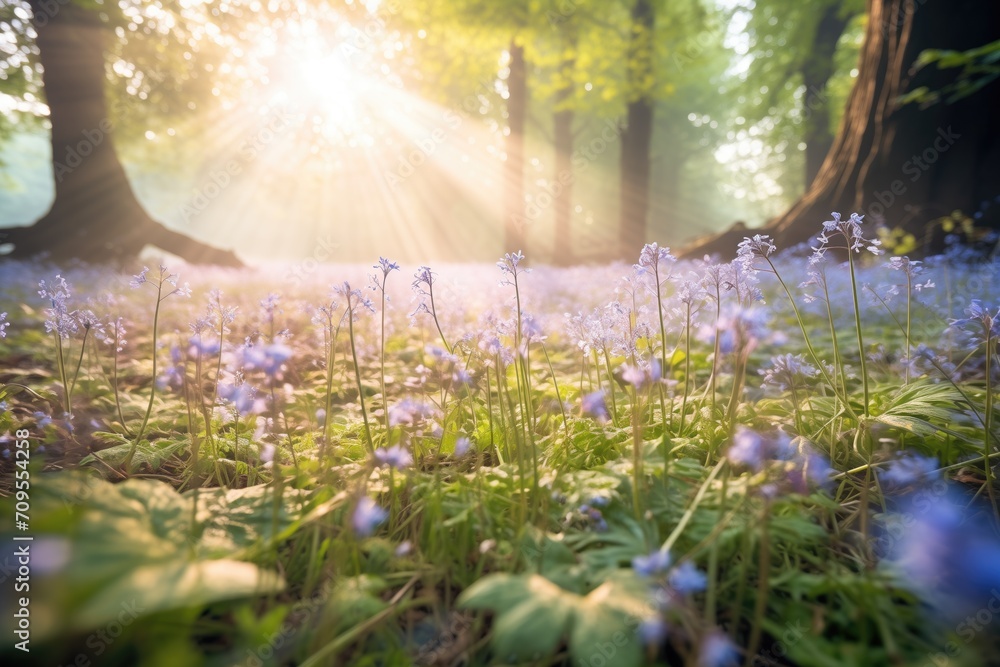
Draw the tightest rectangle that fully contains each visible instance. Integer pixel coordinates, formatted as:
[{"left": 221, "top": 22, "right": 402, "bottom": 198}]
[
  {"left": 218, "top": 382, "right": 266, "bottom": 416},
  {"left": 497, "top": 251, "right": 528, "bottom": 284},
  {"left": 638, "top": 617, "right": 668, "bottom": 645},
  {"left": 188, "top": 336, "right": 221, "bottom": 358},
  {"left": 412, "top": 266, "right": 435, "bottom": 294},
  {"left": 892, "top": 485, "right": 1000, "bottom": 619},
  {"left": 33, "top": 411, "right": 53, "bottom": 429},
  {"left": 241, "top": 343, "right": 293, "bottom": 378},
  {"left": 353, "top": 497, "right": 388, "bottom": 537},
  {"left": 0, "top": 312, "right": 8, "bottom": 338},
  {"left": 820, "top": 212, "right": 883, "bottom": 255},
  {"left": 130, "top": 267, "right": 149, "bottom": 289},
  {"left": 881, "top": 453, "right": 939, "bottom": 487},
  {"left": 38, "top": 275, "right": 77, "bottom": 339},
  {"left": 789, "top": 452, "right": 834, "bottom": 492},
  {"left": 581, "top": 390, "right": 609, "bottom": 422},
  {"left": 375, "top": 257, "right": 400, "bottom": 276},
  {"left": 373, "top": 444, "right": 414, "bottom": 470},
  {"left": 632, "top": 549, "right": 672, "bottom": 577},
  {"left": 454, "top": 437, "right": 472, "bottom": 457},
  {"left": 760, "top": 353, "right": 818, "bottom": 391},
  {"left": 669, "top": 561, "right": 707, "bottom": 594},
  {"left": 388, "top": 398, "right": 438, "bottom": 428},
  {"left": 727, "top": 426, "right": 766, "bottom": 470},
  {"left": 636, "top": 242, "right": 675, "bottom": 273},
  {"left": 699, "top": 631, "right": 739, "bottom": 667}
]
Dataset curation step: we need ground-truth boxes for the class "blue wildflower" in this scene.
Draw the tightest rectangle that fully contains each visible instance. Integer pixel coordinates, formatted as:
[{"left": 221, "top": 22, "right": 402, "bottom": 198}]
[
  {"left": 638, "top": 617, "right": 668, "bottom": 646},
  {"left": 881, "top": 453, "right": 939, "bottom": 487},
  {"left": 454, "top": 437, "right": 472, "bottom": 457},
  {"left": 669, "top": 561, "right": 708, "bottom": 594},
  {"left": 633, "top": 549, "right": 672, "bottom": 578},
  {"left": 373, "top": 444, "right": 414, "bottom": 470},
  {"left": 352, "top": 497, "right": 388, "bottom": 537},
  {"left": 581, "top": 390, "right": 609, "bottom": 422},
  {"left": 699, "top": 631, "right": 739, "bottom": 667},
  {"left": 727, "top": 427, "right": 766, "bottom": 470},
  {"left": 0, "top": 311, "right": 8, "bottom": 338},
  {"left": 218, "top": 383, "right": 266, "bottom": 416}
]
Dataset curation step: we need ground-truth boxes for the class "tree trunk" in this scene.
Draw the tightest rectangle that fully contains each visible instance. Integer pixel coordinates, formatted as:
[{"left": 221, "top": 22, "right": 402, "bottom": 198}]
[
  {"left": 504, "top": 40, "right": 528, "bottom": 255},
  {"left": 2, "top": 2, "right": 242, "bottom": 267},
  {"left": 801, "top": 3, "right": 853, "bottom": 187},
  {"left": 681, "top": 0, "right": 1000, "bottom": 260},
  {"left": 552, "top": 45, "right": 576, "bottom": 266},
  {"left": 619, "top": 0, "right": 655, "bottom": 259}
]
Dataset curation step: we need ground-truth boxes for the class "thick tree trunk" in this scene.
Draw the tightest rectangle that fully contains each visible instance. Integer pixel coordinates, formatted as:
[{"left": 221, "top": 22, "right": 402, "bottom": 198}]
[
  {"left": 552, "top": 45, "right": 576, "bottom": 266},
  {"left": 801, "top": 3, "right": 853, "bottom": 187},
  {"left": 682, "top": 0, "right": 1000, "bottom": 260},
  {"left": 504, "top": 40, "right": 528, "bottom": 254},
  {"left": 619, "top": 0, "right": 655, "bottom": 259},
  {"left": 2, "top": 2, "right": 241, "bottom": 267}
]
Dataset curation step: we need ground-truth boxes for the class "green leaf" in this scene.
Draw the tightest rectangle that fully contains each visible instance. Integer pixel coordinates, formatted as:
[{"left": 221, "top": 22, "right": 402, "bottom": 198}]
[{"left": 72, "top": 559, "right": 284, "bottom": 631}]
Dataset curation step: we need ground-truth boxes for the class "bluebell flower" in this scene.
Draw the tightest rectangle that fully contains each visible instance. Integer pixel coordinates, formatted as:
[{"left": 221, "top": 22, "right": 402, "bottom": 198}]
[
  {"left": 353, "top": 497, "right": 388, "bottom": 537},
  {"left": 496, "top": 251, "right": 529, "bottom": 286},
  {"left": 891, "top": 485, "right": 1000, "bottom": 619},
  {"left": 375, "top": 257, "right": 400, "bottom": 277},
  {"left": 241, "top": 343, "right": 293, "bottom": 378},
  {"left": 727, "top": 426, "right": 766, "bottom": 470},
  {"left": 188, "top": 336, "right": 221, "bottom": 358},
  {"left": 632, "top": 549, "right": 672, "bottom": 578},
  {"left": 388, "top": 398, "right": 438, "bottom": 427},
  {"left": 620, "top": 363, "right": 647, "bottom": 389},
  {"left": 38, "top": 275, "right": 77, "bottom": 339},
  {"left": 819, "top": 212, "right": 883, "bottom": 255},
  {"left": 880, "top": 453, "right": 939, "bottom": 487},
  {"left": 699, "top": 631, "right": 739, "bottom": 667},
  {"left": 638, "top": 617, "right": 668, "bottom": 645},
  {"left": 760, "top": 353, "right": 818, "bottom": 391},
  {"left": 636, "top": 242, "right": 675, "bottom": 276},
  {"left": 581, "top": 390, "right": 609, "bottom": 423},
  {"left": 374, "top": 444, "right": 413, "bottom": 470},
  {"left": 218, "top": 382, "right": 266, "bottom": 416},
  {"left": 669, "top": 561, "right": 708, "bottom": 594},
  {"left": 788, "top": 452, "right": 834, "bottom": 493},
  {"left": 33, "top": 411, "right": 53, "bottom": 429}
]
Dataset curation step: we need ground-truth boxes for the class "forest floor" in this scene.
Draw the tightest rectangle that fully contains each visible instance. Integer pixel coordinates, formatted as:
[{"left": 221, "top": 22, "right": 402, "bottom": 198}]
[{"left": 1, "top": 224, "right": 999, "bottom": 666}]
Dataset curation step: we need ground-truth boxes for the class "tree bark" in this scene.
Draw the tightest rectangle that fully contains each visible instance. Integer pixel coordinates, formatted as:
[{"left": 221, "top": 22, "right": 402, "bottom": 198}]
[
  {"left": 681, "top": 0, "right": 1000, "bottom": 260},
  {"left": 619, "top": 0, "right": 655, "bottom": 259},
  {"left": 504, "top": 40, "right": 528, "bottom": 254},
  {"left": 552, "top": 43, "right": 576, "bottom": 266},
  {"left": 2, "top": 2, "right": 242, "bottom": 267},
  {"left": 801, "top": 3, "right": 853, "bottom": 187}
]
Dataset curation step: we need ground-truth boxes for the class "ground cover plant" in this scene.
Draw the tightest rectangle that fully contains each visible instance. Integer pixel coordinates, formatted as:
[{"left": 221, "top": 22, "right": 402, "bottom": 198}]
[{"left": 1, "top": 216, "right": 1000, "bottom": 666}]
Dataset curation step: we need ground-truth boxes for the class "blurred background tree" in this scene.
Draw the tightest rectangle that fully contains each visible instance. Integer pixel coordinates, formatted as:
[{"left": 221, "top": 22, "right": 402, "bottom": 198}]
[{"left": 0, "top": 0, "right": 997, "bottom": 264}]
